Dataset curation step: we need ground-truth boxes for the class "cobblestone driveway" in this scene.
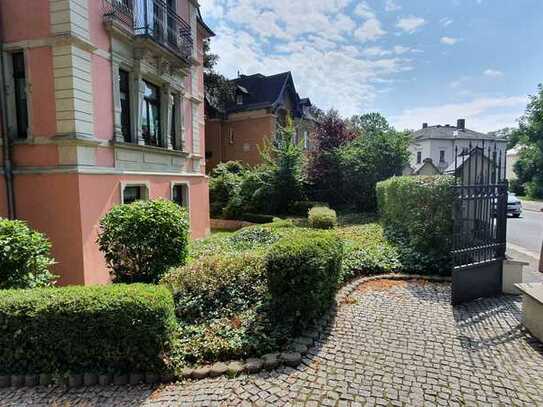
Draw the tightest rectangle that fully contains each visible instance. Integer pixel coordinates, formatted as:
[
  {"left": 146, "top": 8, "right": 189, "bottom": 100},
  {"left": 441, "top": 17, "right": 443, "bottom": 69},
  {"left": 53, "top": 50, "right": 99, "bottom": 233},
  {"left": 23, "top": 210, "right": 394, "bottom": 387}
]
[{"left": 2, "top": 279, "right": 543, "bottom": 407}]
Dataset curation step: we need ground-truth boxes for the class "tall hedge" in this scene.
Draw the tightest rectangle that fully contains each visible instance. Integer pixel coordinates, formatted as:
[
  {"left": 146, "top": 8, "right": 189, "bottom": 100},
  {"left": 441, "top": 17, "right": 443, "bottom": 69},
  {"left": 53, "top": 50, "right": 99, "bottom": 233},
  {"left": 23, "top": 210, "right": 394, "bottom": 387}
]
[
  {"left": 376, "top": 176, "right": 455, "bottom": 275},
  {"left": 265, "top": 232, "right": 343, "bottom": 329},
  {"left": 0, "top": 284, "right": 177, "bottom": 375}
]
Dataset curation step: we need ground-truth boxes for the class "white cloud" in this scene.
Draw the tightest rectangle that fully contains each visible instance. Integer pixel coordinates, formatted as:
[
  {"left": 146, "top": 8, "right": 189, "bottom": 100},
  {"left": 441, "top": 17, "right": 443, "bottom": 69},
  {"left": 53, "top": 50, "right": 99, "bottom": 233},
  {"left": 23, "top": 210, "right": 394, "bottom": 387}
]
[
  {"left": 362, "top": 46, "right": 391, "bottom": 57},
  {"left": 199, "top": 0, "right": 224, "bottom": 19},
  {"left": 355, "top": 18, "right": 386, "bottom": 42},
  {"left": 354, "top": 2, "right": 376, "bottom": 19},
  {"left": 440, "top": 17, "right": 454, "bottom": 27},
  {"left": 393, "top": 46, "right": 410, "bottom": 55},
  {"left": 391, "top": 96, "right": 527, "bottom": 132},
  {"left": 484, "top": 69, "right": 504, "bottom": 78},
  {"left": 397, "top": 16, "right": 426, "bottom": 33},
  {"left": 203, "top": 0, "right": 417, "bottom": 116},
  {"left": 385, "top": 0, "right": 401, "bottom": 12},
  {"left": 441, "top": 36, "right": 459, "bottom": 45},
  {"left": 210, "top": 23, "right": 409, "bottom": 117}
]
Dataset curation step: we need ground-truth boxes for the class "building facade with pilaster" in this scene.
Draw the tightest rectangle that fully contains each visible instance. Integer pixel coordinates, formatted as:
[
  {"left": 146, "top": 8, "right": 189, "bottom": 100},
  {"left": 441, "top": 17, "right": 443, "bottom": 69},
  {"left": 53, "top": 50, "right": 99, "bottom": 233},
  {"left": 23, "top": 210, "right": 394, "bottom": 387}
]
[{"left": 0, "top": 0, "right": 212, "bottom": 285}]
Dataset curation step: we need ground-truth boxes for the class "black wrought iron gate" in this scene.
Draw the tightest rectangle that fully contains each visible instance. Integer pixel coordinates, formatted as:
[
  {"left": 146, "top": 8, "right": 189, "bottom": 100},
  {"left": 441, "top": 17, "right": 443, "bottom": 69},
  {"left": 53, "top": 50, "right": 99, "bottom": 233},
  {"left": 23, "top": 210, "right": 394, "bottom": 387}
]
[{"left": 450, "top": 142, "right": 508, "bottom": 305}]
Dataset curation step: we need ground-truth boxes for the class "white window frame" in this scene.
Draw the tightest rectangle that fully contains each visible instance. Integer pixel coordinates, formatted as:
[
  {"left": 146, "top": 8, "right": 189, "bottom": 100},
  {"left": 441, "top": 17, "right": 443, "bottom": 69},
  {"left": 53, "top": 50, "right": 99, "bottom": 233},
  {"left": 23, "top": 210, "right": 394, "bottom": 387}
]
[
  {"left": 170, "top": 181, "right": 190, "bottom": 211},
  {"left": 120, "top": 181, "right": 150, "bottom": 204}
]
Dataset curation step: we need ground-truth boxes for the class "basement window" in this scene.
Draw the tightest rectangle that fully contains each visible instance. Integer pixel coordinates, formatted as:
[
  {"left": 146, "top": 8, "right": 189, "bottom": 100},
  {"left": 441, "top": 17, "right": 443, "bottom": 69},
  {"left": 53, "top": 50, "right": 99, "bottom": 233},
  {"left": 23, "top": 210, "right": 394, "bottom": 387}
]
[
  {"left": 121, "top": 184, "right": 149, "bottom": 205},
  {"left": 171, "top": 183, "right": 189, "bottom": 209}
]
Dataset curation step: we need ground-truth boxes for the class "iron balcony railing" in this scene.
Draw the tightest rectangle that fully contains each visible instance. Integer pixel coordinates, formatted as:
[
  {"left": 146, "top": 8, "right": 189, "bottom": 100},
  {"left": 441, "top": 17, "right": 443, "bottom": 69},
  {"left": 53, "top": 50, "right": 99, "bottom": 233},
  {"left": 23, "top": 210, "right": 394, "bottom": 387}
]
[{"left": 104, "top": 0, "right": 193, "bottom": 61}]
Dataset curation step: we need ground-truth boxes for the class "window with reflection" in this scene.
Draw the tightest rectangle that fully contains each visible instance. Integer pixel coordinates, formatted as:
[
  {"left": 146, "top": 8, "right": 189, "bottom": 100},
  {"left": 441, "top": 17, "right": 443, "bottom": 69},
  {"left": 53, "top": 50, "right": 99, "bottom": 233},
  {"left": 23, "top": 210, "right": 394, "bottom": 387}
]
[{"left": 142, "top": 80, "right": 161, "bottom": 146}]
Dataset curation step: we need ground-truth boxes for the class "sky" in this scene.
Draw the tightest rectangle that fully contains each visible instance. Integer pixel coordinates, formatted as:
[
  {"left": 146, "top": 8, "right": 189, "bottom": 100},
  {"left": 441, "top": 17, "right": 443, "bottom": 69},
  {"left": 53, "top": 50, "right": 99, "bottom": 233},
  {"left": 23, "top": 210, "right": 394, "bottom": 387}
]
[{"left": 199, "top": 0, "right": 543, "bottom": 132}]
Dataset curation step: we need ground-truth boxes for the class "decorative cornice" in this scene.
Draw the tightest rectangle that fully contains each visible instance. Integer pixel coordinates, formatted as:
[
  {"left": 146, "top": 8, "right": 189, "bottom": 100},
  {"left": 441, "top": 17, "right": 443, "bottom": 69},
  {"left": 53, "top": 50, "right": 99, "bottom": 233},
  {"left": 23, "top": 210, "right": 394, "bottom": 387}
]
[
  {"left": 13, "top": 165, "right": 207, "bottom": 178},
  {"left": 113, "top": 141, "right": 190, "bottom": 158}
]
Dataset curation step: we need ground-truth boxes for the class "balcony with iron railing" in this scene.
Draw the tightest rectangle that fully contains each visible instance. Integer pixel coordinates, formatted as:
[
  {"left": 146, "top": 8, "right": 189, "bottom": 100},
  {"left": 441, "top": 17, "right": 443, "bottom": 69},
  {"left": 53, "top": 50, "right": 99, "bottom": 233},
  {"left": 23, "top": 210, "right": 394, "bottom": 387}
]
[{"left": 104, "top": 0, "right": 193, "bottom": 62}]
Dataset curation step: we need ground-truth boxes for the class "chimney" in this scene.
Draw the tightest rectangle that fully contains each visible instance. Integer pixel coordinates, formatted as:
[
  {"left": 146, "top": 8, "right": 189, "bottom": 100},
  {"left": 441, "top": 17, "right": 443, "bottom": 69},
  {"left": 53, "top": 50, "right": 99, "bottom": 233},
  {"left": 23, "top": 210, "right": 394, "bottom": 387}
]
[
  {"left": 457, "top": 119, "right": 466, "bottom": 130},
  {"left": 422, "top": 123, "right": 428, "bottom": 129}
]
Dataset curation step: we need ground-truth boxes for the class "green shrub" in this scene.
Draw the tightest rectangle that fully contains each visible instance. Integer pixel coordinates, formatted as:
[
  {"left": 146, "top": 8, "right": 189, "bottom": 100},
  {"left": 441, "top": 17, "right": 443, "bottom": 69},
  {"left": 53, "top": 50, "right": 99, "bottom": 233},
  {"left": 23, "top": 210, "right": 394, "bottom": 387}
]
[
  {"left": 0, "top": 219, "right": 56, "bottom": 289},
  {"left": 209, "top": 162, "right": 246, "bottom": 218},
  {"left": 161, "top": 253, "right": 275, "bottom": 365},
  {"left": 509, "top": 179, "right": 525, "bottom": 195},
  {"left": 228, "top": 226, "right": 280, "bottom": 250},
  {"left": 241, "top": 213, "right": 275, "bottom": 224},
  {"left": 0, "top": 284, "right": 176, "bottom": 375},
  {"left": 337, "top": 129, "right": 410, "bottom": 211},
  {"left": 337, "top": 224, "right": 402, "bottom": 281},
  {"left": 308, "top": 206, "right": 337, "bottom": 229},
  {"left": 161, "top": 253, "right": 266, "bottom": 323},
  {"left": 289, "top": 201, "right": 328, "bottom": 216},
  {"left": 377, "top": 175, "right": 455, "bottom": 275},
  {"left": 265, "top": 232, "right": 343, "bottom": 330},
  {"left": 97, "top": 199, "right": 189, "bottom": 284},
  {"left": 525, "top": 178, "right": 543, "bottom": 199}
]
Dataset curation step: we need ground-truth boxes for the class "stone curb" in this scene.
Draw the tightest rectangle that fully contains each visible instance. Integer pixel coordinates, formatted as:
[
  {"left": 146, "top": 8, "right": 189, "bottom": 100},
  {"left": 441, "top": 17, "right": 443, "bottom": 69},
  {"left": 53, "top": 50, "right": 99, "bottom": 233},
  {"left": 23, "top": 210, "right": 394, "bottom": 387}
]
[{"left": 0, "top": 273, "right": 451, "bottom": 388}]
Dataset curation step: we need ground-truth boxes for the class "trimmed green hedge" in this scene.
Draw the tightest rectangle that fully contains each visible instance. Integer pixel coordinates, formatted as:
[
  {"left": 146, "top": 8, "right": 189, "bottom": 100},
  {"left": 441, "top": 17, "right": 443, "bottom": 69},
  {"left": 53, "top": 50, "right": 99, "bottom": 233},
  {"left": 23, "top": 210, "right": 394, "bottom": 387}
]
[
  {"left": 0, "top": 284, "right": 177, "bottom": 375},
  {"left": 376, "top": 175, "right": 455, "bottom": 275},
  {"left": 265, "top": 232, "right": 343, "bottom": 329},
  {"left": 161, "top": 253, "right": 266, "bottom": 323}
]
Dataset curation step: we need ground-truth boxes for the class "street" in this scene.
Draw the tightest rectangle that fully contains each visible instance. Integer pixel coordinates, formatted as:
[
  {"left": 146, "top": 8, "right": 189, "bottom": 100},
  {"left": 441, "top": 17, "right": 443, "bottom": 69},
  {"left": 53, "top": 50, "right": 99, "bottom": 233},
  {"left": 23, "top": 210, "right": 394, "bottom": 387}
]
[{"left": 507, "top": 206, "right": 543, "bottom": 282}]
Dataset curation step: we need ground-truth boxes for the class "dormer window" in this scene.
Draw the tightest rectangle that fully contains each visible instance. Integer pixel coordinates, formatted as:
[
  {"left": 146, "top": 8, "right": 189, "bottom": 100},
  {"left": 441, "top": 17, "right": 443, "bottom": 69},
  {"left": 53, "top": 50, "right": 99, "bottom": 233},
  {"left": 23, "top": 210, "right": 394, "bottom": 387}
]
[{"left": 236, "top": 94, "right": 243, "bottom": 105}]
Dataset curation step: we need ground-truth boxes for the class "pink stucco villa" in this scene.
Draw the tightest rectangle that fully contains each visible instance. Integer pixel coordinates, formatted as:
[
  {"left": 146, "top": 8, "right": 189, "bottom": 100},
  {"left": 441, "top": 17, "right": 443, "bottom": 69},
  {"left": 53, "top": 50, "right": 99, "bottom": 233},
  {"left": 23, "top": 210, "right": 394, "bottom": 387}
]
[{"left": 0, "top": 0, "right": 212, "bottom": 285}]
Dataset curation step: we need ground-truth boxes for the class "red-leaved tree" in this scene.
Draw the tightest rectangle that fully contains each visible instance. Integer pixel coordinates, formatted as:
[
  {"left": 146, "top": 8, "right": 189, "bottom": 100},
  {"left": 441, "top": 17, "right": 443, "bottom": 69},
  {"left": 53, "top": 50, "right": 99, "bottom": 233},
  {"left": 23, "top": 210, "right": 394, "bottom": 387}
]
[{"left": 306, "top": 109, "right": 356, "bottom": 205}]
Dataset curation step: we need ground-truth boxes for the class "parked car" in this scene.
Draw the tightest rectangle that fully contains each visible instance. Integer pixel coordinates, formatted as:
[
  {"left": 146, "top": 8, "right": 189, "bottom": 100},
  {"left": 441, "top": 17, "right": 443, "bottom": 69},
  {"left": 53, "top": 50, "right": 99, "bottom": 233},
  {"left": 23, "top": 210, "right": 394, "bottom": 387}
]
[{"left": 507, "top": 193, "right": 522, "bottom": 218}]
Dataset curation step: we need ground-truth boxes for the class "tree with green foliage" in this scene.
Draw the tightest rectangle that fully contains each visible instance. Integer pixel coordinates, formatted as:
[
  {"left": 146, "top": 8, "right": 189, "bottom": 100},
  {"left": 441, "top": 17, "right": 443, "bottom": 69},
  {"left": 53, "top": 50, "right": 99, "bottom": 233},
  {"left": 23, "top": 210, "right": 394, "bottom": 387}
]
[
  {"left": 348, "top": 112, "right": 391, "bottom": 137},
  {"left": 339, "top": 129, "right": 410, "bottom": 211},
  {"left": 203, "top": 40, "right": 235, "bottom": 112},
  {"left": 513, "top": 84, "right": 543, "bottom": 198},
  {"left": 306, "top": 109, "right": 355, "bottom": 205},
  {"left": 260, "top": 118, "right": 305, "bottom": 213},
  {"left": 489, "top": 127, "right": 519, "bottom": 150}
]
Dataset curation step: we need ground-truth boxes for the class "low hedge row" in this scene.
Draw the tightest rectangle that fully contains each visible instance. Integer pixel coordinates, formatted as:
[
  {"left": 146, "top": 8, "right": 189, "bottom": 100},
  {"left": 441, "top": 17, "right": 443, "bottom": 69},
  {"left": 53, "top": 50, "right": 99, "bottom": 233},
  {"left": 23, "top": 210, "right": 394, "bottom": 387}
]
[
  {"left": 376, "top": 175, "right": 455, "bottom": 275},
  {"left": 0, "top": 284, "right": 177, "bottom": 375}
]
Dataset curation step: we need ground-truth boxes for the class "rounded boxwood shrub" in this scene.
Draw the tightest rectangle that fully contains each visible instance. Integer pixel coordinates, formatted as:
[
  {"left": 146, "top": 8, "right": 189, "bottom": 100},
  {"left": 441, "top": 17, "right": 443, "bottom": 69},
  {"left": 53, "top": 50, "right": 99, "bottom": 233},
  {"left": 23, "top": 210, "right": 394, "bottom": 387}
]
[
  {"left": 97, "top": 199, "right": 189, "bottom": 283},
  {"left": 308, "top": 206, "right": 337, "bottom": 229},
  {"left": 0, "top": 284, "right": 177, "bottom": 375},
  {"left": 264, "top": 232, "right": 343, "bottom": 330},
  {"left": 0, "top": 218, "right": 56, "bottom": 289}
]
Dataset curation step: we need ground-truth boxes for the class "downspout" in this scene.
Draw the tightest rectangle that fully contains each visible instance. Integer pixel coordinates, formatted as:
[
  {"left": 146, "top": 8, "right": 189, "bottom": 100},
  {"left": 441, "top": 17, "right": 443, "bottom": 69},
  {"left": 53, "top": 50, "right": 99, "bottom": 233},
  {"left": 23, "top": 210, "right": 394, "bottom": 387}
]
[{"left": 0, "top": 7, "right": 16, "bottom": 219}]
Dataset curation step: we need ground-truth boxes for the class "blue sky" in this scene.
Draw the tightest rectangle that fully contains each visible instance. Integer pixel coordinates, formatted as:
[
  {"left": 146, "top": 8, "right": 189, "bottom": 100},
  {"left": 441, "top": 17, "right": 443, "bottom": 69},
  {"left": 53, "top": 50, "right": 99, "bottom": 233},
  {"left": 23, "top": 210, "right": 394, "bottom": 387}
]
[{"left": 199, "top": 0, "right": 543, "bottom": 132}]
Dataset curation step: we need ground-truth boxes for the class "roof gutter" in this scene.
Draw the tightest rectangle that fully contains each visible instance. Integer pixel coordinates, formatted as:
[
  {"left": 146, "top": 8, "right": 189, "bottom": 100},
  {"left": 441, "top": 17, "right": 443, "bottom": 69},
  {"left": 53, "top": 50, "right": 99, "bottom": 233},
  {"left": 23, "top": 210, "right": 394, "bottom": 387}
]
[{"left": 0, "top": 7, "right": 16, "bottom": 219}]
